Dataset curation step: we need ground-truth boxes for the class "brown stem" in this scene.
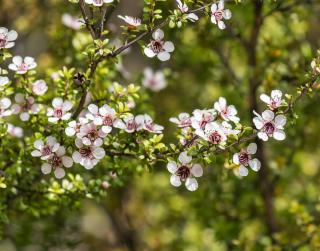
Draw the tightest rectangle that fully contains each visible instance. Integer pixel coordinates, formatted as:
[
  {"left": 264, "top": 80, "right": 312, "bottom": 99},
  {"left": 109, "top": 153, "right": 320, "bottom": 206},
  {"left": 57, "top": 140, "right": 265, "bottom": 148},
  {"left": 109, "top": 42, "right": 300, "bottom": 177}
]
[{"left": 247, "top": 0, "right": 279, "bottom": 236}]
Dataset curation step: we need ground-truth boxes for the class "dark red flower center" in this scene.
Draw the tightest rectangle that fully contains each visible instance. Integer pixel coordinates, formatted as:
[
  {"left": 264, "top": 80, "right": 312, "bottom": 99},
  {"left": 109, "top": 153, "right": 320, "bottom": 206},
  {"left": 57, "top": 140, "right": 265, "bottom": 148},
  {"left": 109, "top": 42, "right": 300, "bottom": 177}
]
[
  {"left": 0, "top": 38, "right": 6, "bottom": 48},
  {"left": 263, "top": 122, "right": 275, "bottom": 135},
  {"left": 50, "top": 155, "right": 62, "bottom": 168},
  {"left": 54, "top": 108, "right": 63, "bottom": 118},
  {"left": 213, "top": 10, "right": 223, "bottom": 21},
  {"left": 151, "top": 40, "right": 164, "bottom": 54},
  {"left": 238, "top": 152, "right": 249, "bottom": 166},
  {"left": 42, "top": 145, "right": 52, "bottom": 156},
  {"left": 209, "top": 131, "right": 222, "bottom": 144},
  {"left": 79, "top": 147, "right": 93, "bottom": 159},
  {"left": 103, "top": 115, "right": 113, "bottom": 126},
  {"left": 176, "top": 166, "right": 191, "bottom": 181}
]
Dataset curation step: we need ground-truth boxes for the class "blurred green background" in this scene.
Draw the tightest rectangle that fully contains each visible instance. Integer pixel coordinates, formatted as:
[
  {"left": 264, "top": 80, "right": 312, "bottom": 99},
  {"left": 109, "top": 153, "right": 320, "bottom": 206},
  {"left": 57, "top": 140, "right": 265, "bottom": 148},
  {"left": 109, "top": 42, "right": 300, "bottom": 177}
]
[{"left": 1, "top": 0, "right": 320, "bottom": 250}]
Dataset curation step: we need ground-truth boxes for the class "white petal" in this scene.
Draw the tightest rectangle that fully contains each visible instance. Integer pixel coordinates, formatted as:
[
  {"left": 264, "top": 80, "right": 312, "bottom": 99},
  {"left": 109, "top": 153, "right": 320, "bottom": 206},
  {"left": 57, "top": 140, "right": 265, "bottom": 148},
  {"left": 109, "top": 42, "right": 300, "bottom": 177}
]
[
  {"left": 262, "top": 110, "right": 274, "bottom": 121},
  {"left": 20, "top": 112, "right": 30, "bottom": 121},
  {"left": 88, "top": 104, "right": 98, "bottom": 115},
  {"left": 34, "top": 139, "right": 44, "bottom": 150},
  {"left": 41, "top": 163, "right": 52, "bottom": 174},
  {"left": 163, "top": 41, "right": 174, "bottom": 52},
  {"left": 167, "top": 161, "right": 178, "bottom": 174},
  {"left": 273, "top": 129, "right": 286, "bottom": 141},
  {"left": 178, "top": 151, "right": 192, "bottom": 165},
  {"left": 13, "top": 56, "right": 22, "bottom": 66},
  {"left": 72, "top": 151, "right": 81, "bottom": 163},
  {"left": 253, "top": 117, "right": 264, "bottom": 129},
  {"left": 191, "top": 164, "right": 203, "bottom": 177},
  {"left": 31, "top": 150, "right": 42, "bottom": 157},
  {"left": 223, "top": 9, "right": 232, "bottom": 19},
  {"left": 62, "top": 101, "right": 73, "bottom": 111},
  {"left": 144, "top": 47, "right": 156, "bottom": 58},
  {"left": 54, "top": 168, "right": 65, "bottom": 179},
  {"left": 62, "top": 156, "right": 73, "bottom": 168},
  {"left": 249, "top": 158, "right": 261, "bottom": 172},
  {"left": 93, "top": 147, "right": 105, "bottom": 159},
  {"left": 271, "top": 90, "right": 282, "bottom": 99},
  {"left": 52, "top": 97, "right": 63, "bottom": 108},
  {"left": 185, "top": 177, "right": 198, "bottom": 191},
  {"left": 157, "top": 51, "right": 170, "bottom": 61},
  {"left": 260, "top": 94, "right": 271, "bottom": 104},
  {"left": 218, "top": 21, "right": 226, "bottom": 30},
  {"left": 170, "top": 175, "right": 182, "bottom": 187},
  {"left": 275, "top": 115, "right": 286, "bottom": 128},
  {"left": 238, "top": 165, "right": 248, "bottom": 176},
  {"left": 247, "top": 143, "right": 257, "bottom": 154},
  {"left": 258, "top": 132, "right": 268, "bottom": 141},
  {"left": 7, "top": 30, "right": 18, "bottom": 41},
  {"left": 211, "top": 3, "right": 217, "bottom": 12},
  {"left": 233, "top": 153, "right": 239, "bottom": 165},
  {"left": 152, "top": 29, "right": 164, "bottom": 40}
]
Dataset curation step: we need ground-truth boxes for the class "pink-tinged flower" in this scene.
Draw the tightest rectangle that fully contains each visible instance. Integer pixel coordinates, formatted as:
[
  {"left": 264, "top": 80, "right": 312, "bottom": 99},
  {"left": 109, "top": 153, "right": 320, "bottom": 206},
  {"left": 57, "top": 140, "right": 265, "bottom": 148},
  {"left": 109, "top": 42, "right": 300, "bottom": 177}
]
[
  {"left": 72, "top": 138, "right": 105, "bottom": 169},
  {"left": 0, "top": 76, "right": 9, "bottom": 87},
  {"left": 76, "top": 122, "right": 106, "bottom": 146},
  {"left": 176, "top": 0, "right": 199, "bottom": 22},
  {"left": 142, "top": 67, "right": 167, "bottom": 92},
  {"left": 167, "top": 151, "right": 203, "bottom": 191},
  {"left": 65, "top": 117, "right": 88, "bottom": 137},
  {"left": 141, "top": 114, "right": 164, "bottom": 134},
  {"left": 0, "top": 27, "right": 18, "bottom": 49},
  {"left": 11, "top": 93, "right": 39, "bottom": 121},
  {"left": 7, "top": 123, "right": 23, "bottom": 138},
  {"left": 41, "top": 146, "right": 73, "bottom": 179},
  {"left": 253, "top": 110, "right": 286, "bottom": 141},
  {"left": 144, "top": 29, "right": 175, "bottom": 61},
  {"left": 210, "top": 0, "right": 232, "bottom": 30},
  {"left": 118, "top": 15, "right": 141, "bottom": 28},
  {"left": 86, "top": 104, "right": 117, "bottom": 134},
  {"left": 169, "top": 113, "right": 192, "bottom": 128},
  {"left": 233, "top": 143, "right": 261, "bottom": 177},
  {"left": 31, "top": 136, "right": 60, "bottom": 160},
  {"left": 9, "top": 56, "right": 37, "bottom": 74},
  {"left": 32, "top": 80, "right": 48, "bottom": 96},
  {"left": 47, "top": 98, "right": 73, "bottom": 123},
  {"left": 0, "top": 97, "right": 11, "bottom": 118},
  {"left": 84, "top": 0, "right": 113, "bottom": 6},
  {"left": 214, "top": 97, "right": 239, "bottom": 123},
  {"left": 62, "top": 13, "right": 83, "bottom": 30},
  {"left": 260, "top": 90, "right": 283, "bottom": 110},
  {"left": 114, "top": 114, "right": 144, "bottom": 133},
  {"left": 191, "top": 109, "right": 216, "bottom": 130},
  {"left": 196, "top": 122, "right": 227, "bottom": 147}
]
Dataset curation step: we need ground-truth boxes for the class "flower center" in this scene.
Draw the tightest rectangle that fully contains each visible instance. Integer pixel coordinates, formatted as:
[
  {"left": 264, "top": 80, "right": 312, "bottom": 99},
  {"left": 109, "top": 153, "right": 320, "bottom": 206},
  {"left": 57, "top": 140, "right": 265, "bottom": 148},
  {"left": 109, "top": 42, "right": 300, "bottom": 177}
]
[
  {"left": 22, "top": 101, "right": 32, "bottom": 112},
  {"left": 238, "top": 152, "right": 249, "bottom": 166},
  {"left": 50, "top": 155, "right": 62, "bottom": 168},
  {"left": 127, "top": 120, "right": 137, "bottom": 131},
  {"left": 87, "top": 129, "right": 98, "bottom": 141},
  {"left": 263, "top": 122, "right": 275, "bottom": 135},
  {"left": 176, "top": 165, "right": 191, "bottom": 181},
  {"left": 18, "top": 63, "right": 28, "bottom": 72},
  {"left": 79, "top": 147, "right": 93, "bottom": 159},
  {"left": 151, "top": 40, "right": 164, "bottom": 54},
  {"left": 209, "top": 131, "right": 222, "bottom": 144},
  {"left": 41, "top": 145, "right": 52, "bottom": 156},
  {"left": 103, "top": 115, "right": 113, "bottom": 126},
  {"left": 0, "top": 38, "right": 6, "bottom": 48},
  {"left": 54, "top": 108, "right": 63, "bottom": 118},
  {"left": 213, "top": 10, "right": 223, "bottom": 21}
]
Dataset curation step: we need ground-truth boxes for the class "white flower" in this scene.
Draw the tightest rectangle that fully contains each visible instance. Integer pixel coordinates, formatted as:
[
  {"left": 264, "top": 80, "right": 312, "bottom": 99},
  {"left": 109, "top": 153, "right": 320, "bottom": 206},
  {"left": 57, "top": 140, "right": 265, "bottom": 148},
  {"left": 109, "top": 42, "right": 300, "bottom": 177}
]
[
  {"left": 210, "top": 0, "right": 232, "bottom": 30},
  {"left": 144, "top": 29, "right": 175, "bottom": 61},
  {"left": 191, "top": 109, "right": 216, "bottom": 130},
  {"left": 41, "top": 146, "right": 73, "bottom": 179},
  {"left": 141, "top": 114, "right": 164, "bottom": 134},
  {"left": 167, "top": 151, "right": 203, "bottom": 191},
  {"left": 11, "top": 93, "right": 39, "bottom": 121},
  {"left": 196, "top": 122, "right": 227, "bottom": 147},
  {"left": 0, "top": 27, "right": 18, "bottom": 49},
  {"left": 170, "top": 112, "right": 192, "bottom": 128},
  {"left": 142, "top": 67, "right": 167, "bottom": 92},
  {"left": 9, "top": 56, "right": 37, "bottom": 74},
  {"left": 253, "top": 110, "right": 286, "bottom": 141},
  {"left": 65, "top": 117, "right": 88, "bottom": 137},
  {"left": 72, "top": 138, "right": 105, "bottom": 169},
  {"left": 311, "top": 59, "right": 320, "bottom": 73},
  {"left": 86, "top": 104, "right": 117, "bottom": 134},
  {"left": 114, "top": 114, "right": 144, "bottom": 133},
  {"left": 31, "top": 136, "right": 60, "bottom": 160},
  {"left": 7, "top": 123, "right": 23, "bottom": 138},
  {"left": 47, "top": 98, "right": 73, "bottom": 123},
  {"left": 62, "top": 13, "right": 83, "bottom": 30},
  {"left": 118, "top": 15, "right": 141, "bottom": 27},
  {"left": 233, "top": 143, "right": 261, "bottom": 177},
  {"left": 260, "top": 90, "right": 283, "bottom": 110},
  {"left": 32, "top": 80, "right": 48, "bottom": 96},
  {"left": 84, "top": 0, "right": 113, "bottom": 6},
  {"left": 176, "top": 0, "right": 199, "bottom": 22},
  {"left": 76, "top": 122, "right": 107, "bottom": 146},
  {"left": 214, "top": 97, "right": 239, "bottom": 123},
  {"left": 0, "top": 97, "right": 11, "bottom": 118},
  {"left": 0, "top": 76, "right": 9, "bottom": 87}
]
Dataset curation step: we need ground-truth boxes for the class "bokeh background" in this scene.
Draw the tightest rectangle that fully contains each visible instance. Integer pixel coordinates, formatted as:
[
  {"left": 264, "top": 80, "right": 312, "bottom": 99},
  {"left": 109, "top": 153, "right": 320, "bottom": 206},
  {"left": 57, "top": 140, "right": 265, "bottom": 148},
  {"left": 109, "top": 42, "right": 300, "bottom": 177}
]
[{"left": 1, "top": 0, "right": 320, "bottom": 250}]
